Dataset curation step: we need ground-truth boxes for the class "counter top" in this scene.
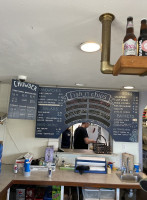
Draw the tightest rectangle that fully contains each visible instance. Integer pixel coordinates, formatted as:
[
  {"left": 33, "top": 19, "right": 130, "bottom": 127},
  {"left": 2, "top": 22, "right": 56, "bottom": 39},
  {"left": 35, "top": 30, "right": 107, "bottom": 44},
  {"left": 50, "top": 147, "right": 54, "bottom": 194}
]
[
  {"left": 0, "top": 164, "right": 147, "bottom": 198},
  {"left": 57, "top": 149, "right": 117, "bottom": 156}
]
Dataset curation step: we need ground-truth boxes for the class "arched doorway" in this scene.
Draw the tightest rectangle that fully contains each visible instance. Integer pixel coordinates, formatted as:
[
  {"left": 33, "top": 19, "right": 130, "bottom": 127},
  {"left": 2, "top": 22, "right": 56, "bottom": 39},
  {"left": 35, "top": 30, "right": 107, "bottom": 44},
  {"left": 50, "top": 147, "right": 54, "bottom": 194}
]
[{"left": 59, "top": 123, "right": 113, "bottom": 152}]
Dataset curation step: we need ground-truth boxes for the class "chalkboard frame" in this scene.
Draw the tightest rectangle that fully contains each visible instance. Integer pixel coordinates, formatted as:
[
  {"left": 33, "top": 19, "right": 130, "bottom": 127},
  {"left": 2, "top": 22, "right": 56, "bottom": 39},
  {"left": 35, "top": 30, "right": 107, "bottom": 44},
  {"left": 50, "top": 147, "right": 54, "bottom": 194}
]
[
  {"left": 36, "top": 87, "right": 139, "bottom": 142},
  {"left": 8, "top": 79, "right": 39, "bottom": 120}
]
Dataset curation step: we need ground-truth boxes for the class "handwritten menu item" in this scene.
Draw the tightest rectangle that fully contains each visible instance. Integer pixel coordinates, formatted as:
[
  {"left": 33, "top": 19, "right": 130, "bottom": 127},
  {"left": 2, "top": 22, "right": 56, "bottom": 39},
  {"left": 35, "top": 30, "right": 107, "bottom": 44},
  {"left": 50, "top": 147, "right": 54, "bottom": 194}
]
[
  {"left": 8, "top": 79, "right": 39, "bottom": 120},
  {"left": 36, "top": 88, "right": 139, "bottom": 142}
]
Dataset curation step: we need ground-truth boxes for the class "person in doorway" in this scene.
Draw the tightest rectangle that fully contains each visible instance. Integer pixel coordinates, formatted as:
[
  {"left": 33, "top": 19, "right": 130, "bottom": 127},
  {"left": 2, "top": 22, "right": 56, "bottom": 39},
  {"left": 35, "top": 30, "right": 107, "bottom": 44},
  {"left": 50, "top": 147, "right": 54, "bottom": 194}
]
[
  {"left": 74, "top": 122, "right": 96, "bottom": 149},
  {"left": 61, "top": 128, "right": 71, "bottom": 148}
]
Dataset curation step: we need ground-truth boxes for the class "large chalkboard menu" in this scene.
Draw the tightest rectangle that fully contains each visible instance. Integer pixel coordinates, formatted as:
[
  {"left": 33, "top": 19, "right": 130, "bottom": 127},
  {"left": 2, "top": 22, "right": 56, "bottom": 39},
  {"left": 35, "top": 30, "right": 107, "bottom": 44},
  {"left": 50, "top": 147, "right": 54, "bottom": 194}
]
[
  {"left": 36, "top": 87, "right": 139, "bottom": 142},
  {"left": 8, "top": 79, "right": 39, "bottom": 120}
]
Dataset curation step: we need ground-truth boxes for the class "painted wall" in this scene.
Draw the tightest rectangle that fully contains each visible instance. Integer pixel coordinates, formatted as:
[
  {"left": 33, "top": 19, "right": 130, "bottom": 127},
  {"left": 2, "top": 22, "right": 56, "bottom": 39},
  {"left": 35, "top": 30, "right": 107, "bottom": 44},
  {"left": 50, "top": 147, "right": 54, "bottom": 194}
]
[
  {"left": 0, "top": 83, "right": 50, "bottom": 164},
  {"left": 0, "top": 83, "right": 141, "bottom": 168},
  {"left": 139, "top": 92, "right": 147, "bottom": 169}
]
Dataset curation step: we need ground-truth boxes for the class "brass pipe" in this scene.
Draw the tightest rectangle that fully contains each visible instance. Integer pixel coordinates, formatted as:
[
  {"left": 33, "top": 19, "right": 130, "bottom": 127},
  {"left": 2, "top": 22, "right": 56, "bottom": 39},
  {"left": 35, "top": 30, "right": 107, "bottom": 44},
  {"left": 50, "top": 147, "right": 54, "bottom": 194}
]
[{"left": 99, "top": 13, "right": 115, "bottom": 74}]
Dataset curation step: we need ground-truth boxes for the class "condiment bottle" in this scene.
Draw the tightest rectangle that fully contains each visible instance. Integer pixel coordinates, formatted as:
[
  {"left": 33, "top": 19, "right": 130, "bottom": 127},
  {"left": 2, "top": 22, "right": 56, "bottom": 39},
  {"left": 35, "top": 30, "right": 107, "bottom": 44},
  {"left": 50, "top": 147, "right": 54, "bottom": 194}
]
[
  {"left": 14, "top": 164, "right": 18, "bottom": 174},
  {"left": 123, "top": 17, "right": 137, "bottom": 56},
  {"left": 138, "top": 19, "right": 147, "bottom": 56}
]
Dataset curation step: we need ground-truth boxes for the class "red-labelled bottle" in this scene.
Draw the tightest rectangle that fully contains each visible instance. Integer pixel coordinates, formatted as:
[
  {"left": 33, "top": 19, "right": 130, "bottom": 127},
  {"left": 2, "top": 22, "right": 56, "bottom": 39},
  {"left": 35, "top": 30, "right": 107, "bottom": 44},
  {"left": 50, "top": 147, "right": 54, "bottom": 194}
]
[
  {"left": 138, "top": 19, "right": 147, "bottom": 56},
  {"left": 123, "top": 17, "right": 137, "bottom": 56}
]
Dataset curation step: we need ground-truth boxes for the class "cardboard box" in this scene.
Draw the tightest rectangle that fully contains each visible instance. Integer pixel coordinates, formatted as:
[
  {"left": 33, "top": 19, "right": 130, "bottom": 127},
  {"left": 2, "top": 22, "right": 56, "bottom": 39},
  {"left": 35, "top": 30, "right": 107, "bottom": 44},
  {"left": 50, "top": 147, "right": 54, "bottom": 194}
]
[
  {"left": 122, "top": 153, "right": 134, "bottom": 171},
  {"left": 44, "top": 186, "right": 52, "bottom": 199},
  {"left": 52, "top": 186, "right": 61, "bottom": 200},
  {"left": 16, "top": 189, "right": 25, "bottom": 200},
  {"left": 26, "top": 188, "right": 35, "bottom": 198},
  {"left": 34, "top": 187, "right": 45, "bottom": 200},
  {"left": 15, "top": 152, "right": 33, "bottom": 170}
]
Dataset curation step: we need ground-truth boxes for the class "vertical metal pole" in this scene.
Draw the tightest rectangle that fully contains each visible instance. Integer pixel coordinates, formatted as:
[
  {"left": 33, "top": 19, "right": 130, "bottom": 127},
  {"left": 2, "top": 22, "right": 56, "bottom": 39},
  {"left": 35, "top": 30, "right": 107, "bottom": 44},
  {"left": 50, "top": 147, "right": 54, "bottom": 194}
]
[
  {"left": 77, "top": 186, "right": 79, "bottom": 200},
  {"left": 60, "top": 186, "right": 64, "bottom": 200},
  {"left": 7, "top": 188, "right": 10, "bottom": 200},
  {"left": 99, "top": 13, "right": 115, "bottom": 62},
  {"left": 99, "top": 13, "right": 115, "bottom": 74},
  {"left": 116, "top": 188, "right": 120, "bottom": 200}
]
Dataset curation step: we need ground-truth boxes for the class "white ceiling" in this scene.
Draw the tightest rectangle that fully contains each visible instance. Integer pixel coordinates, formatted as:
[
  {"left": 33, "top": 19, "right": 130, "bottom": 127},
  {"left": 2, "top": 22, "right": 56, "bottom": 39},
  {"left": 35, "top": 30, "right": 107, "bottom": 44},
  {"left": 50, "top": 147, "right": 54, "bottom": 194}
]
[{"left": 0, "top": 0, "right": 147, "bottom": 91}]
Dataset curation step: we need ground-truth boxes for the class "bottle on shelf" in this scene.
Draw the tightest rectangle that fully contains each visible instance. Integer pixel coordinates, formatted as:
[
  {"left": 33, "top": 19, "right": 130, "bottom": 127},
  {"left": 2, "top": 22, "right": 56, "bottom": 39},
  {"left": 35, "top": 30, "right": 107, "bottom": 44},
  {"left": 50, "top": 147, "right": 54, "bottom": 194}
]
[
  {"left": 123, "top": 16, "right": 137, "bottom": 56},
  {"left": 138, "top": 19, "right": 147, "bottom": 56}
]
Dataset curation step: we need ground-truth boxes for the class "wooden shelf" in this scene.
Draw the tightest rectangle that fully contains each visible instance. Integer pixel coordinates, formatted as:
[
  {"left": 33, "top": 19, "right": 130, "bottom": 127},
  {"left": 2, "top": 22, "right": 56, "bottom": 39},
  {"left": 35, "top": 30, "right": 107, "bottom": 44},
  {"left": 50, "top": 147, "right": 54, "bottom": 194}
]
[{"left": 113, "top": 56, "right": 147, "bottom": 76}]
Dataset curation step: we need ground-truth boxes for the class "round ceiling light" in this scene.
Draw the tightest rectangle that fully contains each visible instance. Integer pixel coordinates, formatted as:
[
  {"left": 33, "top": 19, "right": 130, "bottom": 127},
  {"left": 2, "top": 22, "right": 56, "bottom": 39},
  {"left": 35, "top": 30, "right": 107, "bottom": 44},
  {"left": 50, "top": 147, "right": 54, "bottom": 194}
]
[
  {"left": 123, "top": 86, "right": 134, "bottom": 89},
  {"left": 80, "top": 42, "right": 100, "bottom": 52},
  {"left": 75, "top": 83, "right": 84, "bottom": 86}
]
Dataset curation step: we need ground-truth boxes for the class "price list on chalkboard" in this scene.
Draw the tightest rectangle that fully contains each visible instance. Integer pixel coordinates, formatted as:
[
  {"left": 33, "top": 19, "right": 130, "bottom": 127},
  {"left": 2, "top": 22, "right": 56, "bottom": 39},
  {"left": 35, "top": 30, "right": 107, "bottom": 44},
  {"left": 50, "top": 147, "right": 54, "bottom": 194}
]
[
  {"left": 36, "top": 87, "right": 139, "bottom": 142},
  {"left": 8, "top": 79, "right": 39, "bottom": 120},
  {"left": 36, "top": 87, "right": 65, "bottom": 137},
  {"left": 111, "top": 91, "right": 139, "bottom": 142}
]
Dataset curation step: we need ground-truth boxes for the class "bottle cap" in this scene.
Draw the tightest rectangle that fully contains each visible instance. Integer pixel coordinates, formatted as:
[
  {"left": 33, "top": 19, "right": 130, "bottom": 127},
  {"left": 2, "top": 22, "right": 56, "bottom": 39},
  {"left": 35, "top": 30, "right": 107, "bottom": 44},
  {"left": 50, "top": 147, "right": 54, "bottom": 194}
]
[
  {"left": 127, "top": 16, "right": 133, "bottom": 21},
  {"left": 141, "top": 19, "right": 147, "bottom": 23}
]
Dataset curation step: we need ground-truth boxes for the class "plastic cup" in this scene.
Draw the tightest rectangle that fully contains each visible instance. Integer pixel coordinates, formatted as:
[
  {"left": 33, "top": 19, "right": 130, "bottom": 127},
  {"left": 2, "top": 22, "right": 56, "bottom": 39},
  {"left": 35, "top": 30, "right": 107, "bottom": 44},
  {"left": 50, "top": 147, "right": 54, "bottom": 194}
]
[{"left": 134, "top": 164, "right": 139, "bottom": 172}]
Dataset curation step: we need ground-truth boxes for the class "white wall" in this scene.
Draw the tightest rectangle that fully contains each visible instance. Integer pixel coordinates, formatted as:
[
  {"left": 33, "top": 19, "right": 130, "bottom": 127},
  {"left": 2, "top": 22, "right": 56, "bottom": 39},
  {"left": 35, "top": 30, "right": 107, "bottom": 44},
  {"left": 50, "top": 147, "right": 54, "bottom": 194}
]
[
  {"left": 0, "top": 83, "right": 142, "bottom": 167},
  {"left": 87, "top": 124, "right": 139, "bottom": 165},
  {"left": 1, "top": 119, "right": 50, "bottom": 164},
  {"left": 139, "top": 91, "right": 147, "bottom": 169},
  {"left": 113, "top": 141, "right": 139, "bottom": 166},
  {"left": 0, "top": 83, "right": 10, "bottom": 112},
  {"left": 0, "top": 83, "right": 50, "bottom": 163}
]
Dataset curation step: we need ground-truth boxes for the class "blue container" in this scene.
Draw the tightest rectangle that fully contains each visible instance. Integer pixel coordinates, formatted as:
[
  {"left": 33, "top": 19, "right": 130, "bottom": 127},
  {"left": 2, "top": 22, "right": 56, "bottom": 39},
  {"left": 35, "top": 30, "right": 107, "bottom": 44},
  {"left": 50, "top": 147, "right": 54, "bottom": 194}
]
[
  {"left": 0, "top": 142, "right": 3, "bottom": 173},
  {"left": 24, "top": 158, "right": 29, "bottom": 168},
  {"left": 24, "top": 161, "right": 30, "bottom": 177},
  {"left": 0, "top": 161, "right": 1, "bottom": 173},
  {"left": 134, "top": 164, "right": 139, "bottom": 172},
  {"left": 25, "top": 162, "right": 30, "bottom": 172},
  {"left": 0, "top": 142, "right": 3, "bottom": 158},
  {"left": 108, "top": 163, "right": 113, "bottom": 170}
]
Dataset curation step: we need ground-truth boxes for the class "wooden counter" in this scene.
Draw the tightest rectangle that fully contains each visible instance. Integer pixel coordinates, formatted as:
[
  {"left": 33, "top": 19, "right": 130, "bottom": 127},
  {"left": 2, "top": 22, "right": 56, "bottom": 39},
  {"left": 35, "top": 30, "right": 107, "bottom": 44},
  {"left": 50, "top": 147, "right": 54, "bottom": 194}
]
[
  {"left": 0, "top": 164, "right": 147, "bottom": 199},
  {"left": 58, "top": 149, "right": 117, "bottom": 156}
]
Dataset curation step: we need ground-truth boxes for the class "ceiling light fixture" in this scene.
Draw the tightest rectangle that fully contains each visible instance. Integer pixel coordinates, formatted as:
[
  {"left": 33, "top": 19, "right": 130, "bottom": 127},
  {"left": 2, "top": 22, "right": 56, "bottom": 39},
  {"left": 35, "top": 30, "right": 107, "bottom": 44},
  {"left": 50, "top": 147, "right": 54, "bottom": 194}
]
[
  {"left": 80, "top": 42, "right": 100, "bottom": 52},
  {"left": 18, "top": 75, "right": 27, "bottom": 82},
  {"left": 123, "top": 86, "right": 134, "bottom": 89},
  {"left": 75, "top": 83, "right": 84, "bottom": 86}
]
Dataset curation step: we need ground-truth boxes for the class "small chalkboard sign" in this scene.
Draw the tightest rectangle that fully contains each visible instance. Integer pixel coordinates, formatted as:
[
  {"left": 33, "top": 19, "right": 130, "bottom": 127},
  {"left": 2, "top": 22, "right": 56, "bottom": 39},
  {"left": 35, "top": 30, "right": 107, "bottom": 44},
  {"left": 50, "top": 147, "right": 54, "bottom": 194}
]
[
  {"left": 8, "top": 79, "right": 39, "bottom": 120},
  {"left": 35, "top": 87, "right": 139, "bottom": 142}
]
